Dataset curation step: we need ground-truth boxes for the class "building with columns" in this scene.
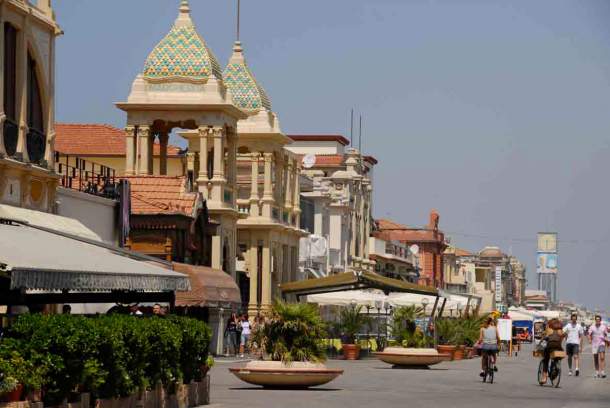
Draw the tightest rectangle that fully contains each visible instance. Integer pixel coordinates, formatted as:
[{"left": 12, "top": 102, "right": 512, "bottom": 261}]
[
  {"left": 116, "top": 1, "right": 246, "bottom": 279},
  {"left": 0, "top": 0, "right": 60, "bottom": 211},
  {"left": 220, "top": 40, "right": 305, "bottom": 314},
  {"left": 286, "top": 136, "right": 376, "bottom": 277}
]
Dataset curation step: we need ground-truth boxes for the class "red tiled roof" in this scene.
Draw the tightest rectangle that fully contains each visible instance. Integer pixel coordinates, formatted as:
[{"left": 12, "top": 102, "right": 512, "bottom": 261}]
[
  {"left": 454, "top": 248, "right": 473, "bottom": 257},
  {"left": 288, "top": 135, "right": 350, "bottom": 146},
  {"left": 364, "top": 155, "right": 378, "bottom": 165},
  {"left": 376, "top": 219, "right": 410, "bottom": 230},
  {"left": 55, "top": 123, "right": 183, "bottom": 157},
  {"left": 374, "top": 218, "right": 445, "bottom": 244},
  {"left": 122, "top": 176, "right": 198, "bottom": 216}
]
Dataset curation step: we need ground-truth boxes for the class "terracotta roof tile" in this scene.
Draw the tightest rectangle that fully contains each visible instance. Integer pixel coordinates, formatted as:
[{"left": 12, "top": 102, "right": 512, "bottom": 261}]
[
  {"left": 55, "top": 123, "right": 183, "bottom": 157},
  {"left": 376, "top": 219, "right": 410, "bottom": 230},
  {"left": 122, "top": 175, "right": 198, "bottom": 217},
  {"left": 288, "top": 135, "right": 350, "bottom": 146}
]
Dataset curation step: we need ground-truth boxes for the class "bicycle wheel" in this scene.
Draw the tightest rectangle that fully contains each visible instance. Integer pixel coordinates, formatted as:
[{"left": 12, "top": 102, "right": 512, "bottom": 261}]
[
  {"left": 482, "top": 354, "right": 489, "bottom": 383},
  {"left": 537, "top": 359, "right": 545, "bottom": 386},
  {"left": 489, "top": 366, "right": 494, "bottom": 384},
  {"left": 550, "top": 360, "right": 561, "bottom": 388}
]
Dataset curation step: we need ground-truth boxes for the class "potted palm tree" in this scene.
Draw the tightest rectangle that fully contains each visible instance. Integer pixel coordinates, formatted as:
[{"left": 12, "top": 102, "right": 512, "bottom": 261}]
[
  {"left": 337, "top": 305, "right": 370, "bottom": 360},
  {"left": 435, "top": 319, "right": 458, "bottom": 360},
  {"left": 229, "top": 301, "right": 343, "bottom": 388}
]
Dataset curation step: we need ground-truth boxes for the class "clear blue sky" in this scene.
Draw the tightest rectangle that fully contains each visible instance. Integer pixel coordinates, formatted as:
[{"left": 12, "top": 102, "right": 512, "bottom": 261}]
[{"left": 54, "top": 0, "right": 610, "bottom": 311}]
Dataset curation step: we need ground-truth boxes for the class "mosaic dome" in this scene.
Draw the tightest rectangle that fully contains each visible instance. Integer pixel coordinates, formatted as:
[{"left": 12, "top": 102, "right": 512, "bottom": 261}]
[
  {"left": 143, "top": 1, "right": 222, "bottom": 83},
  {"left": 223, "top": 41, "right": 272, "bottom": 112}
]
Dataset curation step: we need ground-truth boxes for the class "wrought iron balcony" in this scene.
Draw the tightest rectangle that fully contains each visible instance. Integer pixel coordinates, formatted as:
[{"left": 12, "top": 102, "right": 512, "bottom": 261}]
[{"left": 54, "top": 153, "right": 119, "bottom": 199}]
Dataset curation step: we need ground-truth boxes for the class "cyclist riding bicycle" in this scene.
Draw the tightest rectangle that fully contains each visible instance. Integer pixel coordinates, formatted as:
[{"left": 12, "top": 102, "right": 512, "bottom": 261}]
[
  {"left": 478, "top": 316, "right": 500, "bottom": 377},
  {"left": 540, "top": 318, "right": 564, "bottom": 384}
]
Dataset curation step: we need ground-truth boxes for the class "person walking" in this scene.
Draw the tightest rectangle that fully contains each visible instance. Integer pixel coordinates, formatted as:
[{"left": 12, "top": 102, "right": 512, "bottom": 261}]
[
  {"left": 239, "top": 314, "right": 251, "bottom": 358},
  {"left": 563, "top": 313, "right": 584, "bottom": 376},
  {"left": 588, "top": 315, "right": 608, "bottom": 378},
  {"left": 224, "top": 313, "right": 239, "bottom": 356}
]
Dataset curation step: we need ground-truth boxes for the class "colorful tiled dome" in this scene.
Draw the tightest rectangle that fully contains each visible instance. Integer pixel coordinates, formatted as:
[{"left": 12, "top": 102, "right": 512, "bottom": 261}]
[
  {"left": 143, "top": 1, "right": 222, "bottom": 83},
  {"left": 223, "top": 41, "right": 272, "bottom": 112}
]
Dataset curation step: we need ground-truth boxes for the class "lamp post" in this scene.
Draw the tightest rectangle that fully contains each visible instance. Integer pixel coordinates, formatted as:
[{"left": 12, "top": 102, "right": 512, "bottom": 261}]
[
  {"left": 383, "top": 302, "right": 392, "bottom": 351},
  {"left": 421, "top": 297, "right": 430, "bottom": 336}
]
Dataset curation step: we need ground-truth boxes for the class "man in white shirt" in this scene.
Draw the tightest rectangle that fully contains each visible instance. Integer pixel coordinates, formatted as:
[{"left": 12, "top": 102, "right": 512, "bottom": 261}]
[{"left": 563, "top": 313, "right": 584, "bottom": 376}]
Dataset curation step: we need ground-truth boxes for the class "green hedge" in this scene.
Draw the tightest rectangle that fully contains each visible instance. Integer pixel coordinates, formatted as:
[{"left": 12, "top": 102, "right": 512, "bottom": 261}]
[{"left": 0, "top": 314, "right": 211, "bottom": 405}]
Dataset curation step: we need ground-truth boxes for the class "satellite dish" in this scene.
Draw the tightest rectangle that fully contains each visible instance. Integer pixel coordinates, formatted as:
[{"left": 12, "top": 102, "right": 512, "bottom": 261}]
[
  {"left": 409, "top": 244, "right": 419, "bottom": 255},
  {"left": 302, "top": 153, "right": 316, "bottom": 169}
]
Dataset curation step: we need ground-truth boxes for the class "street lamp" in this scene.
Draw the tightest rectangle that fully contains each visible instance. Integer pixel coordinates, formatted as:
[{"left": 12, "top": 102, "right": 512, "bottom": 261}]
[
  {"left": 384, "top": 302, "right": 392, "bottom": 351},
  {"left": 375, "top": 300, "right": 383, "bottom": 351}
]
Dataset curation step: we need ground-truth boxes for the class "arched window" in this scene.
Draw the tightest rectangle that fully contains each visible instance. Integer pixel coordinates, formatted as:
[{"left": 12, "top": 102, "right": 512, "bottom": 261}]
[
  {"left": 26, "top": 52, "right": 45, "bottom": 163},
  {"left": 3, "top": 23, "right": 18, "bottom": 156}
]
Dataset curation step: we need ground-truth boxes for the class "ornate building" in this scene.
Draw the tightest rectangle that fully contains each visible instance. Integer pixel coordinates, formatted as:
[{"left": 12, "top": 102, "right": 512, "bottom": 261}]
[
  {"left": 222, "top": 40, "right": 305, "bottom": 314},
  {"left": 116, "top": 1, "right": 246, "bottom": 278},
  {"left": 0, "top": 0, "right": 60, "bottom": 211}
]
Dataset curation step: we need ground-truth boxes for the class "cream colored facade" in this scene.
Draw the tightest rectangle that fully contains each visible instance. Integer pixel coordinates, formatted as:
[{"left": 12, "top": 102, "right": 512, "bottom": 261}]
[
  {"left": 289, "top": 141, "right": 375, "bottom": 276},
  {"left": 56, "top": 154, "right": 185, "bottom": 178},
  {"left": 0, "top": 0, "right": 60, "bottom": 212},
  {"left": 116, "top": 2, "right": 246, "bottom": 279}
]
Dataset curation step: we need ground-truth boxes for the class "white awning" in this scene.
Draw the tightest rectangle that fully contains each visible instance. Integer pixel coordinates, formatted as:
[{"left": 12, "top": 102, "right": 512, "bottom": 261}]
[
  {"left": 0, "top": 204, "right": 101, "bottom": 241},
  {"left": 0, "top": 221, "right": 190, "bottom": 292},
  {"left": 307, "top": 289, "right": 387, "bottom": 307}
]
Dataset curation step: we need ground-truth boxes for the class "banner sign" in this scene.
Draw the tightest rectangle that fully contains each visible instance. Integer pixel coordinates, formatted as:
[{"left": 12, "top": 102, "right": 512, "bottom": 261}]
[
  {"left": 537, "top": 252, "right": 558, "bottom": 274},
  {"left": 495, "top": 266, "right": 502, "bottom": 303},
  {"left": 497, "top": 318, "right": 512, "bottom": 341}
]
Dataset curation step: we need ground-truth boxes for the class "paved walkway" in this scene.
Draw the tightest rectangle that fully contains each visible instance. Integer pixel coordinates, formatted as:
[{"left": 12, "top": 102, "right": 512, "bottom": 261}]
[{"left": 209, "top": 345, "right": 609, "bottom": 408}]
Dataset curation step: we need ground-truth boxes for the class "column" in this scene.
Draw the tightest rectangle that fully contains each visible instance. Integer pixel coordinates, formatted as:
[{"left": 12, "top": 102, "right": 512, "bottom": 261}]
[
  {"left": 248, "top": 236, "right": 259, "bottom": 315},
  {"left": 44, "top": 26, "right": 56, "bottom": 169},
  {"left": 138, "top": 125, "right": 151, "bottom": 175},
  {"left": 285, "top": 157, "right": 293, "bottom": 209},
  {"left": 226, "top": 131, "right": 236, "bottom": 206},
  {"left": 249, "top": 152, "right": 260, "bottom": 217},
  {"left": 260, "top": 238, "right": 272, "bottom": 312},
  {"left": 261, "top": 152, "right": 274, "bottom": 219},
  {"left": 159, "top": 131, "right": 169, "bottom": 175},
  {"left": 15, "top": 24, "right": 27, "bottom": 161},
  {"left": 211, "top": 233, "right": 222, "bottom": 270},
  {"left": 124, "top": 126, "right": 136, "bottom": 175},
  {"left": 196, "top": 126, "right": 209, "bottom": 198},
  {"left": 293, "top": 162, "right": 301, "bottom": 228},
  {"left": 0, "top": 12, "right": 5, "bottom": 157},
  {"left": 211, "top": 127, "right": 225, "bottom": 203}
]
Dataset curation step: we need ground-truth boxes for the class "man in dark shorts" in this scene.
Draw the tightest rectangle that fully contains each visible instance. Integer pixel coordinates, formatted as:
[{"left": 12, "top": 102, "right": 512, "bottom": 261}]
[{"left": 563, "top": 313, "right": 583, "bottom": 376}]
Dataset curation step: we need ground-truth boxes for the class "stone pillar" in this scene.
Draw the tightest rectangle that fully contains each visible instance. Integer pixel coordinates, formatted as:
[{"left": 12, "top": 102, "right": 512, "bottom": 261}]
[
  {"left": 211, "top": 232, "right": 222, "bottom": 270},
  {"left": 44, "top": 30, "right": 56, "bottom": 169},
  {"left": 138, "top": 125, "right": 152, "bottom": 175},
  {"left": 249, "top": 152, "right": 260, "bottom": 217},
  {"left": 124, "top": 126, "right": 136, "bottom": 175},
  {"left": 260, "top": 238, "right": 272, "bottom": 312},
  {"left": 15, "top": 25, "right": 28, "bottom": 161},
  {"left": 197, "top": 126, "right": 209, "bottom": 199},
  {"left": 211, "top": 127, "right": 225, "bottom": 204},
  {"left": 285, "top": 157, "right": 293, "bottom": 210},
  {"left": 248, "top": 236, "right": 259, "bottom": 314},
  {"left": 293, "top": 163, "right": 301, "bottom": 228},
  {"left": 159, "top": 131, "right": 169, "bottom": 175},
  {"left": 226, "top": 131, "right": 236, "bottom": 206},
  {"left": 261, "top": 153, "right": 274, "bottom": 219}
]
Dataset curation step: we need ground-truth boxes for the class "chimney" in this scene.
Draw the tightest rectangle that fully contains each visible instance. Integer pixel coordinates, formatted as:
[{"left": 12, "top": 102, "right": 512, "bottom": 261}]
[{"left": 428, "top": 209, "right": 439, "bottom": 231}]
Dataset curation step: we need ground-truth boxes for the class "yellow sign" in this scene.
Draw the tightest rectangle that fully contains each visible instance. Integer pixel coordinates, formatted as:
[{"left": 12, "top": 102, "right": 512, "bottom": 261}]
[{"left": 537, "top": 233, "right": 557, "bottom": 253}]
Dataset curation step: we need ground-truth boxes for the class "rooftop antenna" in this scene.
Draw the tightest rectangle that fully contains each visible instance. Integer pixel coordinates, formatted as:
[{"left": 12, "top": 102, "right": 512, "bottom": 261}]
[
  {"left": 350, "top": 108, "right": 354, "bottom": 145},
  {"left": 359, "top": 114, "right": 362, "bottom": 152},
  {"left": 236, "top": 0, "right": 241, "bottom": 41}
]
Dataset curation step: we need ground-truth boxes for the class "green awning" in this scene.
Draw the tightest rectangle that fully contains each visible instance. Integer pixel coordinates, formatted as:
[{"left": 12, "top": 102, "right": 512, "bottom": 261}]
[{"left": 280, "top": 271, "right": 438, "bottom": 298}]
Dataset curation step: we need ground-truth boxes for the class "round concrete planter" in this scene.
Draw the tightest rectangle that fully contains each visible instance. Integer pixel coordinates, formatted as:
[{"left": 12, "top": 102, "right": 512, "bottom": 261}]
[
  {"left": 229, "top": 361, "right": 344, "bottom": 389},
  {"left": 373, "top": 348, "right": 451, "bottom": 368},
  {"left": 437, "top": 345, "right": 457, "bottom": 361},
  {"left": 342, "top": 344, "right": 361, "bottom": 360}
]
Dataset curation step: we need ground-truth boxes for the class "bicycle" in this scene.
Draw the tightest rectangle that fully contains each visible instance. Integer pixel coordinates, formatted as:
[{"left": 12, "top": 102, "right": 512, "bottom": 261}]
[
  {"left": 482, "top": 350, "right": 495, "bottom": 384},
  {"left": 537, "top": 350, "right": 565, "bottom": 388}
]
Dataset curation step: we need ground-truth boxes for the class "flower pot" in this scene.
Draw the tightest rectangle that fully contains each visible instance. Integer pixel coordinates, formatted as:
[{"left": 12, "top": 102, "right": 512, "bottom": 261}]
[
  {"left": 453, "top": 346, "right": 465, "bottom": 361},
  {"left": 6, "top": 383, "right": 24, "bottom": 402},
  {"left": 342, "top": 344, "right": 361, "bottom": 360},
  {"left": 437, "top": 345, "right": 457, "bottom": 361}
]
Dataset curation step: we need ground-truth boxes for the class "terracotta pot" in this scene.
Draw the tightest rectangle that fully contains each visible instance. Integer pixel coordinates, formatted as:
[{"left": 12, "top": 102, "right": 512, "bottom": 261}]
[
  {"left": 5, "top": 383, "right": 24, "bottom": 402},
  {"left": 342, "top": 344, "right": 361, "bottom": 360},
  {"left": 437, "top": 345, "right": 457, "bottom": 361},
  {"left": 453, "top": 346, "right": 465, "bottom": 361}
]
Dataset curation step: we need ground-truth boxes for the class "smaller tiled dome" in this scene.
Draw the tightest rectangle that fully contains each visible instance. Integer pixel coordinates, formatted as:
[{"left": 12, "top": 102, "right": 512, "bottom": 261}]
[
  {"left": 143, "top": 1, "right": 222, "bottom": 83},
  {"left": 223, "top": 41, "right": 272, "bottom": 112}
]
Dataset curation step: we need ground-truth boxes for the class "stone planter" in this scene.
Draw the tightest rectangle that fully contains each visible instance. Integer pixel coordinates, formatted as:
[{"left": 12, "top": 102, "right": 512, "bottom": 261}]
[
  {"left": 453, "top": 346, "right": 465, "bottom": 361},
  {"left": 373, "top": 347, "right": 451, "bottom": 368},
  {"left": 342, "top": 344, "right": 361, "bottom": 360},
  {"left": 229, "top": 361, "right": 343, "bottom": 389},
  {"left": 436, "top": 345, "right": 457, "bottom": 361}
]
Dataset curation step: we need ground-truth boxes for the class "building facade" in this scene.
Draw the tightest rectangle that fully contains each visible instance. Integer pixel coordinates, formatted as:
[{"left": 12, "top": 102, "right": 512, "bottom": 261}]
[{"left": 0, "top": 0, "right": 60, "bottom": 212}]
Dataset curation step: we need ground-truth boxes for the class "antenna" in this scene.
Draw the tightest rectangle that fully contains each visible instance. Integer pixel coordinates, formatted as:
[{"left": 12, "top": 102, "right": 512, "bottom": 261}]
[
  {"left": 350, "top": 108, "right": 354, "bottom": 145},
  {"left": 236, "top": 0, "right": 241, "bottom": 41},
  {"left": 359, "top": 114, "right": 362, "bottom": 152}
]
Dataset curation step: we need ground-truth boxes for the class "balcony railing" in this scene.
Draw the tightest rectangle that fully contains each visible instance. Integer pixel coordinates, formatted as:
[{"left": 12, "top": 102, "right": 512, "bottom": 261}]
[
  {"left": 3, "top": 118, "right": 19, "bottom": 157},
  {"left": 237, "top": 199, "right": 250, "bottom": 215},
  {"left": 54, "top": 153, "right": 119, "bottom": 199},
  {"left": 26, "top": 128, "right": 46, "bottom": 165}
]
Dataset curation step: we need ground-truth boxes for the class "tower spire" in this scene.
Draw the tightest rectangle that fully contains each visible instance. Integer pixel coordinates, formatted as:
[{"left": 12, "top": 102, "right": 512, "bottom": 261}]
[
  {"left": 236, "top": 0, "right": 241, "bottom": 41},
  {"left": 175, "top": 0, "right": 193, "bottom": 28}
]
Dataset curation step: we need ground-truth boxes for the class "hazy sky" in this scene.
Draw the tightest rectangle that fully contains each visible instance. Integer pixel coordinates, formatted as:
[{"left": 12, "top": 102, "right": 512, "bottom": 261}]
[{"left": 54, "top": 1, "right": 610, "bottom": 311}]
